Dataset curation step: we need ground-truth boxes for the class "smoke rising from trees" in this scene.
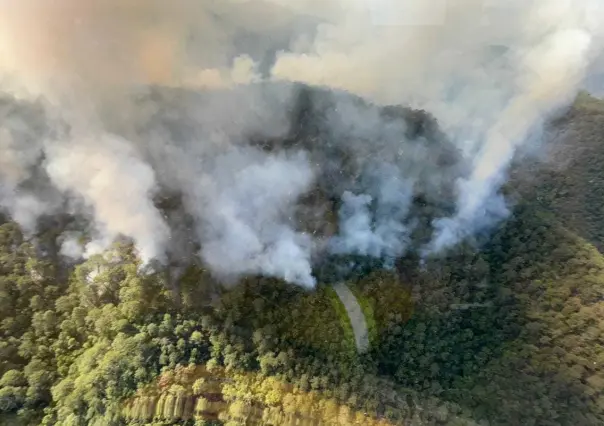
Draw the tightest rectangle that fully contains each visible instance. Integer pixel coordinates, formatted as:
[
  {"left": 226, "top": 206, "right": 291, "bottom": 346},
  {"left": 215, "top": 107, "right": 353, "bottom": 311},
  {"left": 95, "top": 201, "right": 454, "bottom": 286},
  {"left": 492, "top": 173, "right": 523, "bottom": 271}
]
[{"left": 0, "top": 0, "right": 602, "bottom": 286}]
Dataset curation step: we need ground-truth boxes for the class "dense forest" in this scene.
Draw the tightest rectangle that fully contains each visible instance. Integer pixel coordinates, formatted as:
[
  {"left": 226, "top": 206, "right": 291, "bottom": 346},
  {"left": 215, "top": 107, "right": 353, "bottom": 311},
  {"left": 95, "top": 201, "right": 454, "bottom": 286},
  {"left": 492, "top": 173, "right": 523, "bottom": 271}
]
[{"left": 2, "top": 93, "right": 604, "bottom": 426}]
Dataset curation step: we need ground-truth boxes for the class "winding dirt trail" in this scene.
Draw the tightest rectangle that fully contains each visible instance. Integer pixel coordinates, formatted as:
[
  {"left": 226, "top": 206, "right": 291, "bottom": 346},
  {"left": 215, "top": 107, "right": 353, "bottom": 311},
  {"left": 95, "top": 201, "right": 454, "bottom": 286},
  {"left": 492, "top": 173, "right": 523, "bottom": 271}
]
[{"left": 332, "top": 282, "right": 370, "bottom": 353}]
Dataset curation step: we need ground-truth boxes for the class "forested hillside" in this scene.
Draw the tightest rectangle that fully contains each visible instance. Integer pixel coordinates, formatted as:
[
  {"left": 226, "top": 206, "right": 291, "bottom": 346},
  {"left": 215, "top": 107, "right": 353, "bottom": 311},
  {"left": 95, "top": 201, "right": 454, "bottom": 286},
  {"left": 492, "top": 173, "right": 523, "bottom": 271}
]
[
  {"left": 515, "top": 92, "right": 604, "bottom": 250},
  {"left": 2, "top": 94, "right": 604, "bottom": 426},
  {"left": 0, "top": 220, "right": 464, "bottom": 425},
  {"left": 3, "top": 199, "right": 604, "bottom": 425},
  {"left": 2, "top": 0, "right": 604, "bottom": 422}
]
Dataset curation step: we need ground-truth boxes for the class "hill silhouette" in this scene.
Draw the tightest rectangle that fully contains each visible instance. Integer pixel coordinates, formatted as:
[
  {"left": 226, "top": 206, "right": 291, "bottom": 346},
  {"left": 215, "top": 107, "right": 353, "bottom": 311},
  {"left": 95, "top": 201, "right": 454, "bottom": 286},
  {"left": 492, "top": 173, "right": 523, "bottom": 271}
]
[{"left": 2, "top": 89, "right": 604, "bottom": 425}]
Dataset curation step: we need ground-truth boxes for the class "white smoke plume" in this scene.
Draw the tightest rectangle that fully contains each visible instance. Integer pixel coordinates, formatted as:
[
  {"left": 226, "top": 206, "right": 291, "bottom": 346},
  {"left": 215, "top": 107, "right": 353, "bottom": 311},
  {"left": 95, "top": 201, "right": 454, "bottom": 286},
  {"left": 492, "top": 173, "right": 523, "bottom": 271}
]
[
  {"left": 0, "top": 0, "right": 602, "bottom": 286},
  {"left": 44, "top": 134, "right": 170, "bottom": 263},
  {"left": 271, "top": 0, "right": 604, "bottom": 253},
  {"left": 195, "top": 149, "right": 316, "bottom": 287},
  {"left": 330, "top": 164, "right": 415, "bottom": 265}
]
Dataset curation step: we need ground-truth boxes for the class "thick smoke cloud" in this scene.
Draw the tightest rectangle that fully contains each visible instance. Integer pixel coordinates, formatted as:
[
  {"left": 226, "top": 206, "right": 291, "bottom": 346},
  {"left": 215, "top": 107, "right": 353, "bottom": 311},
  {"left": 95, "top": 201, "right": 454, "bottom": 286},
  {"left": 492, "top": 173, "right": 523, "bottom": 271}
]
[
  {"left": 330, "top": 169, "right": 414, "bottom": 266},
  {"left": 44, "top": 134, "right": 170, "bottom": 263},
  {"left": 0, "top": 0, "right": 602, "bottom": 286},
  {"left": 0, "top": 95, "right": 61, "bottom": 232},
  {"left": 196, "top": 149, "right": 316, "bottom": 288},
  {"left": 272, "top": 0, "right": 604, "bottom": 252}
]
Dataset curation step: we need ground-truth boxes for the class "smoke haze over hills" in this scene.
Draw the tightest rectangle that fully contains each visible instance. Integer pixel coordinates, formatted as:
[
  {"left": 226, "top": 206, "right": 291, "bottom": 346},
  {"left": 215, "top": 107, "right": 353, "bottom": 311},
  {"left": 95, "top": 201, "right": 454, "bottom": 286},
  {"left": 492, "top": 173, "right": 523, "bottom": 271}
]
[{"left": 0, "top": 0, "right": 603, "bottom": 286}]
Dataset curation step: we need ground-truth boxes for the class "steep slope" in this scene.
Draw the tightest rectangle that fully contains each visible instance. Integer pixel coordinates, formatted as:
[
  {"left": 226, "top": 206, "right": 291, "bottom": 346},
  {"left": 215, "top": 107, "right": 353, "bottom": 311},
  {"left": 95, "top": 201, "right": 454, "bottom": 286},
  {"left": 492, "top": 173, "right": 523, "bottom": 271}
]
[
  {"left": 3, "top": 90, "right": 604, "bottom": 426},
  {"left": 116, "top": 200, "right": 604, "bottom": 426},
  {"left": 466, "top": 205, "right": 604, "bottom": 425},
  {"left": 513, "top": 93, "right": 604, "bottom": 251},
  {"left": 378, "top": 203, "right": 604, "bottom": 425},
  {"left": 122, "top": 364, "right": 407, "bottom": 425}
]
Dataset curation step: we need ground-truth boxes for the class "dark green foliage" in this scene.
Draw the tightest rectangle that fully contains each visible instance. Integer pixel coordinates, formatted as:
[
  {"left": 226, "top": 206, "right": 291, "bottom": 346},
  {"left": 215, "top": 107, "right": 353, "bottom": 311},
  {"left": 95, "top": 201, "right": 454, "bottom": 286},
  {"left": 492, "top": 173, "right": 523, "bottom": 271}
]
[
  {"left": 4, "top": 90, "right": 604, "bottom": 426},
  {"left": 373, "top": 203, "right": 604, "bottom": 425},
  {"left": 460, "top": 206, "right": 604, "bottom": 425},
  {"left": 514, "top": 92, "right": 604, "bottom": 252}
]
